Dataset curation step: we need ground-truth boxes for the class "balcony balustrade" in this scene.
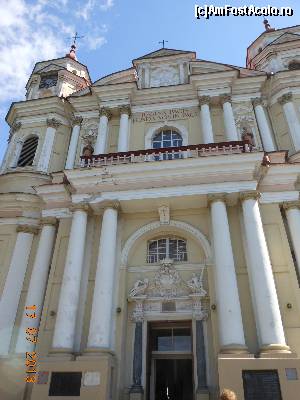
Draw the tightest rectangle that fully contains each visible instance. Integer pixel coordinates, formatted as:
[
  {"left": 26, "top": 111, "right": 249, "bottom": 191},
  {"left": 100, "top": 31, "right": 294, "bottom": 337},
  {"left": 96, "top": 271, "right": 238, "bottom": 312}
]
[{"left": 79, "top": 140, "right": 254, "bottom": 168}]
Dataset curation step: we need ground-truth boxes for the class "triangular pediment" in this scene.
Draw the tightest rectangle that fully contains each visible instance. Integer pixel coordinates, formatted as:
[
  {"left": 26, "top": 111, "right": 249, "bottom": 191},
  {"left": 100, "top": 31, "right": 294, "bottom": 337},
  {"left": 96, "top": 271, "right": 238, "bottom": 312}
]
[
  {"left": 34, "top": 63, "right": 65, "bottom": 75},
  {"left": 93, "top": 68, "right": 136, "bottom": 86},
  {"left": 133, "top": 48, "right": 195, "bottom": 62}
]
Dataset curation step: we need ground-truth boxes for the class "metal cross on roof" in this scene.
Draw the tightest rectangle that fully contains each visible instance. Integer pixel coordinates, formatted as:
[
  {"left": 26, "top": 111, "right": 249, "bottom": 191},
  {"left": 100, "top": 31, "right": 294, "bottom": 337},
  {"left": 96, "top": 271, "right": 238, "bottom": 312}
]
[
  {"left": 159, "top": 40, "right": 169, "bottom": 48},
  {"left": 71, "top": 31, "right": 84, "bottom": 46}
]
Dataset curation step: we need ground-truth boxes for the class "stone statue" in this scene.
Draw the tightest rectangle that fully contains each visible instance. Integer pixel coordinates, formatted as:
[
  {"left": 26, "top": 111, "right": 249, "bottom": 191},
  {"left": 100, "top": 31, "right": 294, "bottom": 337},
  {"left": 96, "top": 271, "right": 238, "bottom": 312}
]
[
  {"left": 187, "top": 273, "right": 206, "bottom": 296},
  {"left": 129, "top": 278, "right": 149, "bottom": 298}
]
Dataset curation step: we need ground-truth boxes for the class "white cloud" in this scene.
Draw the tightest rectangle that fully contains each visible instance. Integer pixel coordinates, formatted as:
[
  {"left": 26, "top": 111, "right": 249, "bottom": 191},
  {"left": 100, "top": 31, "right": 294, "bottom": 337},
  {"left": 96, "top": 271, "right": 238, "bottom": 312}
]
[
  {"left": 100, "top": 0, "right": 114, "bottom": 11},
  {"left": 0, "top": 0, "right": 114, "bottom": 106}
]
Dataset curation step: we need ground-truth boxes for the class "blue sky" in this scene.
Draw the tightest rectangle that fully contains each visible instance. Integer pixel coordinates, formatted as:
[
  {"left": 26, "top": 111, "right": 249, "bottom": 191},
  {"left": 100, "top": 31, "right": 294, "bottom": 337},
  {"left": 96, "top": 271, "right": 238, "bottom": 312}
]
[{"left": 0, "top": 0, "right": 299, "bottom": 162}]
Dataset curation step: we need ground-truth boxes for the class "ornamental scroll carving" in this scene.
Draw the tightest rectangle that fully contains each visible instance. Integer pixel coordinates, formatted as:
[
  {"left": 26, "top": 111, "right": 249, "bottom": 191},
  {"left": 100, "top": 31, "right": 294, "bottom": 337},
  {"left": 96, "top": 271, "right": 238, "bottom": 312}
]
[{"left": 128, "top": 259, "right": 208, "bottom": 321}]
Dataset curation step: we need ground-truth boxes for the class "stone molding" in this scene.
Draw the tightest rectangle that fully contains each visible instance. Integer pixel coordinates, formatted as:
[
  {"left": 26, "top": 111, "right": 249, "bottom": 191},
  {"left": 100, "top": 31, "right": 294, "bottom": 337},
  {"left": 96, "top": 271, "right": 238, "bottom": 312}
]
[
  {"left": 207, "top": 193, "right": 227, "bottom": 206},
  {"left": 46, "top": 118, "right": 61, "bottom": 129},
  {"left": 40, "top": 217, "right": 58, "bottom": 226},
  {"left": 119, "top": 105, "right": 131, "bottom": 116},
  {"left": 71, "top": 116, "right": 83, "bottom": 127},
  {"left": 16, "top": 225, "right": 39, "bottom": 235},
  {"left": 198, "top": 96, "right": 210, "bottom": 106},
  {"left": 69, "top": 203, "right": 90, "bottom": 213},
  {"left": 240, "top": 190, "right": 261, "bottom": 202},
  {"left": 99, "top": 107, "right": 112, "bottom": 119},
  {"left": 121, "top": 220, "right": 212, "bottom": 265},
  {"left": 282, "top": 201, "right": 300, "bottom": 211},
  {"left": 220, "top": 94, "right": 232, "bottom": 105},
  {"left": 278, "top": 92, "right": 293, "bottom": 105}
]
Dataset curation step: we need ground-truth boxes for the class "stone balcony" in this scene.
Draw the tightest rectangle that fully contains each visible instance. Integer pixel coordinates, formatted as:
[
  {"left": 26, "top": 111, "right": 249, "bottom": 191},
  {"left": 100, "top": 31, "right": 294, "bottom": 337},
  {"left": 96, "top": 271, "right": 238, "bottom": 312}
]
[{"left": 79, "top": 140, "right": 254, "bottom": 168}]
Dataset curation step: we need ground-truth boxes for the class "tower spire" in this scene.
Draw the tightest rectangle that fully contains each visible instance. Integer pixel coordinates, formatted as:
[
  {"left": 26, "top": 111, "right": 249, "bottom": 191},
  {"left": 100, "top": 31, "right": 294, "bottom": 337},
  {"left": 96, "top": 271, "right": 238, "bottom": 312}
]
[{"left": 66, "top": 32, "right": 84, "bottom": 61}]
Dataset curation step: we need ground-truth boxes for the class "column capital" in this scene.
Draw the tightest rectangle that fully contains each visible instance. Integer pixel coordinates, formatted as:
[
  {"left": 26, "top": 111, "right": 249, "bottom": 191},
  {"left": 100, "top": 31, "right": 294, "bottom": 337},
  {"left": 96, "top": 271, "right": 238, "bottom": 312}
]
[
  {"left": 99, "top": 107, "right": 112, "bottom": 119},
  {"left": 278, "top": 92, "right": 293, "bottom": 105},
  {"left": 69, "top": 203, "right": 90, "bottom": 213},
  {"left": 119, "top": 105, "right": 131, "bottom": 116},
  {"left": 104, "top": 201, "right": 121, "bottom": 211},
  {"left": 240, "top": 190, "right": 261, "bottom": 202},
  {"left": 16, "top": 225, "right": 39, "bottom": 235},
  {"left": 282, "top": 201, "right": 300, "bottom": 211},
  {"left": 10, "top": 121, "right": 22, "bottom": 135},
  {"left": 46, "top": 118, "right": 61, "bottom": 129},
  {"left": 40, "top": 217, "right": 58, "bottom": 226},
  {"left": 220, "top": 94, "right": 232, "bottom": 105},
  {"left": 252, "top": 97, "right": 263, "bottom": 107},
  {"left": 207, "top": 193, "right": 227, "bottom": 206},
  {"left": 71, "top": 116, "right": 83, "bottom": 127},
  {"left": 198, "top": 95, "right": 211, "bottom": 106}
]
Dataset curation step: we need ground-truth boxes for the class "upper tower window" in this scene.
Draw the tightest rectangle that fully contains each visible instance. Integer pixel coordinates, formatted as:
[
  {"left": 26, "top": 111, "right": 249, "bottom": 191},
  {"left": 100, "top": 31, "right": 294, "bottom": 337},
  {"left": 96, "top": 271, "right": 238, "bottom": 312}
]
[
  {"left": 39, "top": 73, "right": 58, "bottom": 89},
  {"left": 147, "top": 237, "right": 187, "bottom": 263},
  {"left": 152, "top": 130, "right": 183, "bottom": 149},
  {"left": 288, "top": 61, "right": 300, "bottom": 71},
  {"left": 17, "top": 136, "right": 38, "bottom": 167}
]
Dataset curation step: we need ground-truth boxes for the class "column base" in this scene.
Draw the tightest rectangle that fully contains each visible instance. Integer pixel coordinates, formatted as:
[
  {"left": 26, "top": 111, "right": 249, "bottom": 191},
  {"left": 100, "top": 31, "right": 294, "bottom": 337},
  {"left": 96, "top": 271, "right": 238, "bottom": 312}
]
[
  {"left": 48, "top": 348, "right": 74, "bottom": 361},
  {"left": 259, "top": 344, "right": 292, "bottom": 357},
  {"left": 196, "top": 388, "right": 210, "bottom": 400},
  {"left": 219, "top": 344, "right": 249, "bottom": 355}
]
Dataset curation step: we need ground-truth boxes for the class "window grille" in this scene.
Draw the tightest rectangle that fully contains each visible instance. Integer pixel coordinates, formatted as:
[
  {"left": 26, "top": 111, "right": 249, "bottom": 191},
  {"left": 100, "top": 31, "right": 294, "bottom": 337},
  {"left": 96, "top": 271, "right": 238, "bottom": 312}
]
[
  {"left": 152, "top": 129, "right": 183, "bottom": 160},
  {"left": 147, "top": 237, "right": 187, "bottom": 263},
  {"left": 17, "top": 136, "right": 38, "bottom": 167}
]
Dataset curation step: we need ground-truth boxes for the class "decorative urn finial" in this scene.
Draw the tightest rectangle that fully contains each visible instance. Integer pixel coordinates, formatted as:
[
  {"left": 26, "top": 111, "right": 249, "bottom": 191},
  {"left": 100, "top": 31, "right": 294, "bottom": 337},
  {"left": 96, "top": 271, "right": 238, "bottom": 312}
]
[{"left": 66, "top": 44, "right": 77, "bottom": 61}]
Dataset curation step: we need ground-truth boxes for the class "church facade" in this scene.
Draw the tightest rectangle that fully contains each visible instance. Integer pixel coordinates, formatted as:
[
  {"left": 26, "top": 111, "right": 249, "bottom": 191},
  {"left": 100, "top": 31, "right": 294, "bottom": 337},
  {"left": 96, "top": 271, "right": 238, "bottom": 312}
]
[{"left": 1, "top": 23, "right": 300, "bottom": 400}]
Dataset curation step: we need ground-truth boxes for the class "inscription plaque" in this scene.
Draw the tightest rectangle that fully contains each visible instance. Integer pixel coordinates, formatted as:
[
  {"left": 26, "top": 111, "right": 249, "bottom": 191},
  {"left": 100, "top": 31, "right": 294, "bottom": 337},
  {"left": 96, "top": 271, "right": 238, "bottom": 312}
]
[{"left": 243, "top": 370, "right": 282, "bottom": 400}]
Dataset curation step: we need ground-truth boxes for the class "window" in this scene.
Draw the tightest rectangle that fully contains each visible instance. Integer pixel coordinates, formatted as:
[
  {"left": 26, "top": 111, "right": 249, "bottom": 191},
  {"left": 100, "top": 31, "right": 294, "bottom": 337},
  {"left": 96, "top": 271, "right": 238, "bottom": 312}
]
[
  {"left": 288, "top": 61, "right": 300, "bottom": 71},
  {"left": 17, "top": 136, "right": 38, "bottom": 167},
  {"left": 147, "top": 237, "right": 187, "bottom": 263},
  {"left": 152, "top": 129, "right": 183, "bottom": 149},
  {"left": 39, "top": 73, "right": 58, "bottom": 89}
]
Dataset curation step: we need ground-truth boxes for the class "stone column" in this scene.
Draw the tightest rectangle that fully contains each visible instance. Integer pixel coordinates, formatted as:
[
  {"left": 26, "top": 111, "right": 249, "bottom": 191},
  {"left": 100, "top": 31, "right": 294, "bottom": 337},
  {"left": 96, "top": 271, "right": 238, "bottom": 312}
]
[
  {"left": 94, "top": 108, "right": 111, "bottom": 155},
  {"left": 179, "top": 62, "right": 185, "bottom": 84},
  {"left": 283, "top": 201, "right": 300, "bottom": 277},
  {"left": 65, "top": 116, "right": 83, "bottom": 169},
  {"left": 87, "top": 206, "right": 118, "bottom": 349},
  {"left": 252, "top": 98, "right": 276, "bottom": 152},
  {"left": 117, "top": 106, "right": 131, "bottom": 152},
  {"left": 0, "top": 225, "right": 38, "bottom": 355},
  {"left": 278, "top": 93, "right": 300, "bottom": 151},
  {"left": 52, "top": 204, "right": 89, "bottom": 351},
  {"left": 129, "top": 299, "right": 145, "bottom": 399},
  {"left": 37, "top": 118, "right": 61, "bottom": 173},
  {"left": 220, "top": 95, "right": 239, "bottom": 141},
  {"left": 195, "top": 319, "right": 208, "bottom": 398},
  {"left": 241, "top": 191, "right": 290, "bottom": 353},
  {"left": 15, "top": 218, "right": 57, "bottom": 353},
  {"left": 209, "top": 194, "right": 247, "bottom": 353},
  {"left": 199, "top": 96, "right": 214, "bottom": 144}
]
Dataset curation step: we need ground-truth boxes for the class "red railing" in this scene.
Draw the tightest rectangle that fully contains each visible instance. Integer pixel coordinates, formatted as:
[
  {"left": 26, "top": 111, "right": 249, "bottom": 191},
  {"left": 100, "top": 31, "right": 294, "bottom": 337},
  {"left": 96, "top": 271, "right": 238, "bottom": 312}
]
[{"left": 79, "top": 140, "right": 254, "bottom": 168}]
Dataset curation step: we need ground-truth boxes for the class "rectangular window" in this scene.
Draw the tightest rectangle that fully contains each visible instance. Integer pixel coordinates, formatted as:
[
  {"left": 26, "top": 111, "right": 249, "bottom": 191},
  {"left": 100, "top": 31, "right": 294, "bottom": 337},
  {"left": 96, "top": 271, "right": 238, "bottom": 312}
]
[
  {"left": 49, "top": 372, "right": 82, "bottom": 396},
  {"left": 243, "top": 370, "right": 282, "bottom": 400}
]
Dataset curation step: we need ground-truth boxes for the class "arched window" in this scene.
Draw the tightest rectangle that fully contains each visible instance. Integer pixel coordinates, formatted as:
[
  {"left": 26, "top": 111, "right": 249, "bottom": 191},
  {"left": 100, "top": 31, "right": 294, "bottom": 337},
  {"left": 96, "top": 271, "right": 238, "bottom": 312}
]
[
  {"left": 152, "top": 129, "right": 183, "bottom": 149},
  {"left": 288, "top": 61, "right": 300, "bottom": 71},
  {"left": 17, "top": 136, "right": 38, "bottom": 167},
  {"left": 147, "top": 237, "right": 187, "bottom": 263},
  {"left": 152, "top": 129, "right": 183, "bottom": 160}
]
